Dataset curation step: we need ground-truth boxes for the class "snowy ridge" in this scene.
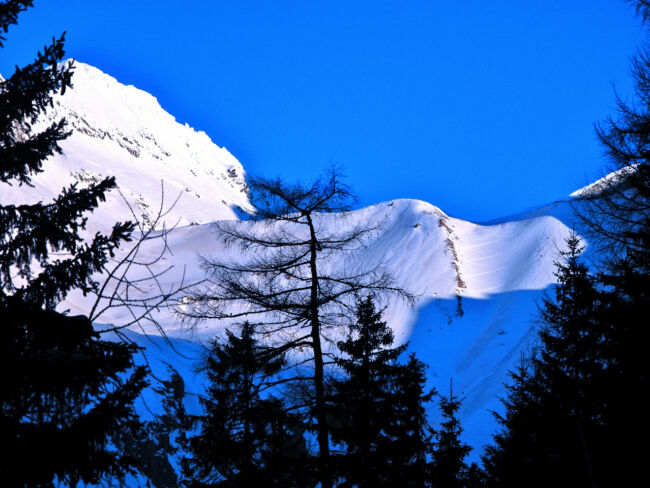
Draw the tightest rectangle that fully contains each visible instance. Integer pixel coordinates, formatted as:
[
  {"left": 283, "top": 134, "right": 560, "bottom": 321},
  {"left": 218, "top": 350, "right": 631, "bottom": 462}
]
[
  {"left": 569, "top": 164, "right": 637, "bottom": 198},
  {"left": 63, "top": 195, "right": 577, "bottom": 457},
  {"left": 2, "top": 61, "right": 590, "bottom": 458}
]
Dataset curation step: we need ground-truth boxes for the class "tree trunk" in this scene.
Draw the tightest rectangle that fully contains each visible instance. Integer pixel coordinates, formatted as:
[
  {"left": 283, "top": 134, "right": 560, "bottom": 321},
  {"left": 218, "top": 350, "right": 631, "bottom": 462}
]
[{"left": 307, "top": 213, "right": 332, "bottom": 488}]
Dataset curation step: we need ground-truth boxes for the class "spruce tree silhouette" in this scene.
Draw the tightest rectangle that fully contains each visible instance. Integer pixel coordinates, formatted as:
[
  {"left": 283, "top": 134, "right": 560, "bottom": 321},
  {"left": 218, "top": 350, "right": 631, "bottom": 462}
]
[
  {"left": 114, "top": 365, "right": 193, "bottom": 488},
  {"left": 0, "top": 2, "right": 147, "bottom": 485},
  {"left": 430, "top": 383, "right": 473, "bottom": 488},
  {"left": 186, "top": 323, "right": 307, "bottom": 488},
  {"left": 482, "top": 235, "right": 605, "bottom": 488},
  {"left": 332, "top": 296, "right": 433, "bottom": 487},
  {"left": 579, "top": 1, "right": 650, "bottom": 482},
  {"left": 482, "top": 4, "right": 650, "bottom": 482}
]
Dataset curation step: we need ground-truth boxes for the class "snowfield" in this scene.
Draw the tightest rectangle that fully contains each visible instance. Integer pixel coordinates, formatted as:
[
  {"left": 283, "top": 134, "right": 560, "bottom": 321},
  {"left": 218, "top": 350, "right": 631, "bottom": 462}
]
[
  {"left": 1, "top": 62, "right": 251, "bottom": 231},
  {"left": 1, "top": 61, "right": 591, "bottom": 459}
]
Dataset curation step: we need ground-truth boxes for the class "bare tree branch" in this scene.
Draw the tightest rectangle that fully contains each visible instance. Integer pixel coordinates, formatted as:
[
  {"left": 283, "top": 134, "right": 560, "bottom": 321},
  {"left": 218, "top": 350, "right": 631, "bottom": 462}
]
[
  {"left": 177, "top": 167, "right": 412, "bottom": 488},
  {"left": 90, "top": 182, "right": 204, "bottom": 350}
]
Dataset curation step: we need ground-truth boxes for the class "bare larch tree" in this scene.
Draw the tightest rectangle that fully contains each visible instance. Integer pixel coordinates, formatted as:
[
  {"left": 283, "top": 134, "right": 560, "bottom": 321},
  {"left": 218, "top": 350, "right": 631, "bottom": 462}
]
[{"left": 181, "top": 168, "right": 411, "bottom": 488}]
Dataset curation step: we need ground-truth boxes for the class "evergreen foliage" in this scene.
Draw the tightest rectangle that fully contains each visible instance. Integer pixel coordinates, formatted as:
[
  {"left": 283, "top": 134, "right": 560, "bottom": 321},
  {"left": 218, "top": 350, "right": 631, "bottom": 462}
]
[
  {"left": 481, "top": 2, "right": 650, "bottom": 486},
  {"left": 115, "top": 365, "right": 194, "bottom": 488},
  {"left": 153, "top": 365, "right": 194, "bottom": 460},
  {"left": 430, "top": 384, "right": 473, "bottom": 488},
  {"left": 579, "top": 0, "right": 650, "bottom": 482},
  {"left": 392, "top": 354, "right": 437, "bottom": 488},
  {"left": 332, "top": 296, "right": 433, "bottom": 487},
  {"left": 481, "top": 235, "right": 605, "bottom": 487},
  {"left": 480, "top": 358, "right": 542, "bottom": 486},
  {"left": 0, "top": 1, "right": 146, "bottom": 485},
  {"left": 186, "top": 323, "right": 307, "bottom": 488},
  {"left": 536, "top": 235, "right": 605, "bottom": 485}
]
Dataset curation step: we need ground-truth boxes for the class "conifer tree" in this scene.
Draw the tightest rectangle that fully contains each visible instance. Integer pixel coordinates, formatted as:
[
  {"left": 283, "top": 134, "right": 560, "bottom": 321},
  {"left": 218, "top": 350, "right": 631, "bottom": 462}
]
[
  {"left": 0, "top": 1, "right": 147, "bottom": 485},
  {"left": 186, "top": 323, "right": 307, "bottom": 488},
  {"left": 332, "top": 296, "right": 433, "bottom": 487},
  {"left": 116, "top": 365, "right": 194, "bottom": 488},
  {"left": 430, "top": 384, "right": 472, "bottom": 488},
  {"left": 579, "top": 2, "right": 650, "bottom": 481},
  {"left": 153, "top": 365, "right": 193, "bottom": 458},
  {"left": 483, "top": 1, "right": 650, "bottom": 478},
  {"left": 482, "top": 235, "right": 605, "bottom": 487},
  {"left": 481, "top": 3, "right": 650, "bottom": 486},
  {"left": 481, "top": 359, "right": 541, "bottom": 487},
  {"left": 536, "top": 235, "right": 605, "bottom": 485},
  {"left": 392, "top": 354, "right": 436, "bottom": 488}
]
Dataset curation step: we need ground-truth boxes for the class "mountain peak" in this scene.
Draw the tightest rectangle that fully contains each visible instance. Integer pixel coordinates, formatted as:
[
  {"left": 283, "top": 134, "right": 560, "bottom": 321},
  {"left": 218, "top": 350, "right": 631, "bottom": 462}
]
[{"left": 0, "top": 60, "right": 252, "bottom": 232}]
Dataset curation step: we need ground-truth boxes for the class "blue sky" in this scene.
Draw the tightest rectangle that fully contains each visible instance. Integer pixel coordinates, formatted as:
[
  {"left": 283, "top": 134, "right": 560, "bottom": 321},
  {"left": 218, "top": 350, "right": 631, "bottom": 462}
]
[{"left": 3, "top": 1, "right": 645, "bottom": 220}]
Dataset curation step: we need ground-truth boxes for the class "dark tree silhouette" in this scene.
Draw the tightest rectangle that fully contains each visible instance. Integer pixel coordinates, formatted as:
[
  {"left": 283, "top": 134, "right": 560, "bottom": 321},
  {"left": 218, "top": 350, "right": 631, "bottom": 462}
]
[
  {"left": 115, "top": 364, "right": 195, "bottom": 488},
  {"left": 482, "top": 235, "right": 606, "bottom": 488},
  {"left": 331, "top": 295, "right": 408, "bottom": 487},
  {"left": 185, "top": 323, "right": 307, "bottom": 488},
  {"left": 332, "top": 296, "right": 433, "bottom": 488},
  {"left": 430, "top": 383, "right": 473, "bottom": 488},
  {"left": 389, "top": 353, "right": 437, "bottom": 488},
  {"left": 181, "top": 169, "right": 411, "bottom": 488},
  {"left": 482, "top": 3, "right": 650, "bottom": 483},
  {"left": 575, "top": 1, "right": 650, "bottom": 483},
  {"left": 480, "top": 358, "right": 541, "bottom": 487},
  {"left": 0, "top": 2, "right": 147, "bottom": 485}
]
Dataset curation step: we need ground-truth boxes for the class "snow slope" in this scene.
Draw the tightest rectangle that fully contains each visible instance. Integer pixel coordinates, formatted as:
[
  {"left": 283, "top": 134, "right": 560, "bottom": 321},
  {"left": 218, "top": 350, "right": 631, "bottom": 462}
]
[
  {"left": 2, "top": 62, "right": 588, "bottom": 460},
  {"left": 70, "top": 196, "right": 578, "bottom": 458},
  {"left": 0, "top": 61, "right": 252, "bottom": 232},
  {"left": 175, "top": 200, "right": 577, "bottom": 459}
]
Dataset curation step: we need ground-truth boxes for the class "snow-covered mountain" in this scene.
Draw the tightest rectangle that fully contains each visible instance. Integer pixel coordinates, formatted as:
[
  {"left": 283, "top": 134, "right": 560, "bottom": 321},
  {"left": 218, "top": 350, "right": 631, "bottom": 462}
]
[
  {"left": 1, "top": 61, "right": 589, "bottom": 458},
  {"left": 0, "top": 61, "right": 251, "bottom": 232}
]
